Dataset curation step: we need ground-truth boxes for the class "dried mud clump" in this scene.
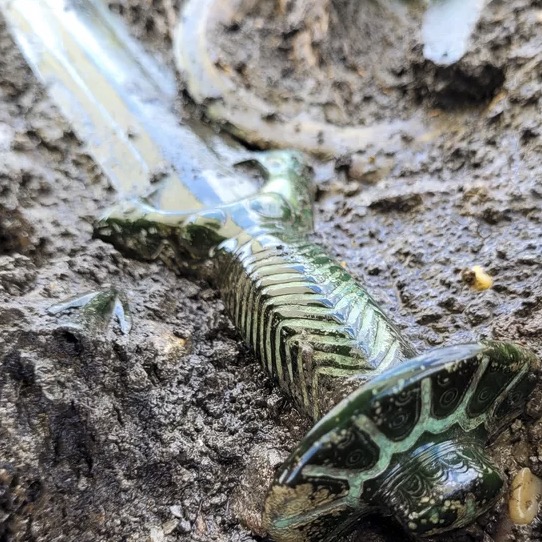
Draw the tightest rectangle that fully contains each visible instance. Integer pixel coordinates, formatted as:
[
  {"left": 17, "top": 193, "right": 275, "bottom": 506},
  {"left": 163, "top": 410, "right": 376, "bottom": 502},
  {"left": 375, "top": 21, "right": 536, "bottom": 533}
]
[
  {"left": 0, "top": 208, "right": 34, "bottom": 257},
  {"left": 0, "top": 464, "right": 42, "bottom": 540}
]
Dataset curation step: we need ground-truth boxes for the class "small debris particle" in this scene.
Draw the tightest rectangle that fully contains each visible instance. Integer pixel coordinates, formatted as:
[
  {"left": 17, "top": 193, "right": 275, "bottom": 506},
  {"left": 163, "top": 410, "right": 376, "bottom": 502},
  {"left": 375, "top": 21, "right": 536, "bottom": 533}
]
[{"left": 461, "top": 265, "right": 493, "bottom": 290}]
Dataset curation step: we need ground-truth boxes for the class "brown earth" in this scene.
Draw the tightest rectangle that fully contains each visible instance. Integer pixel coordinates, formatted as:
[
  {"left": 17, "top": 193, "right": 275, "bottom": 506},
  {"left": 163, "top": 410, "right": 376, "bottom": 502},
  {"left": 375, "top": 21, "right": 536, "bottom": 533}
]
[{"left": 1, "top": 1, "right": 542, "bottom": 542}]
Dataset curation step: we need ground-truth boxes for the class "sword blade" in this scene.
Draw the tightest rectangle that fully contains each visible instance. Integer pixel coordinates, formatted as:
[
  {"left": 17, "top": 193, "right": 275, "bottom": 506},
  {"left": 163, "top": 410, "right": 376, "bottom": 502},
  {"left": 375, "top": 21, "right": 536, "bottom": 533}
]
[{"left": 0, "top": 0, "right": 256, "bottom": 210}]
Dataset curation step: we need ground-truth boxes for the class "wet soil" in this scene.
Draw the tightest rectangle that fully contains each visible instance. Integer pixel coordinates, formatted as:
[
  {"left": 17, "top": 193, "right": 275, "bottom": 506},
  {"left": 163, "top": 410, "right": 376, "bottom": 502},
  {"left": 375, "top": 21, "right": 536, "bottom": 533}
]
[{"left": 1, "top": 1, "right": 542, "bottom": 541}]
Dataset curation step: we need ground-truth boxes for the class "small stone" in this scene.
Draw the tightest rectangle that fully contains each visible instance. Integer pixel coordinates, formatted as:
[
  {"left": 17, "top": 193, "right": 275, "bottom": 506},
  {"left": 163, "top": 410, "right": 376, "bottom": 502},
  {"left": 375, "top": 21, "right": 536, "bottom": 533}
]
[
  {"left": 178, "top": 519, "right": 191, "bottom": 534},
  {"left": 149, "top": 526, "right": 164, "bottom": 542},
  {"left": 509, "top": 468, "right": 542, "bottom": 525},
  {"left": 169, "top": 505, "right": 183, "bottom": 518},
  {"left": 162, "top": 519, "right": 178, "bottom": 535}
]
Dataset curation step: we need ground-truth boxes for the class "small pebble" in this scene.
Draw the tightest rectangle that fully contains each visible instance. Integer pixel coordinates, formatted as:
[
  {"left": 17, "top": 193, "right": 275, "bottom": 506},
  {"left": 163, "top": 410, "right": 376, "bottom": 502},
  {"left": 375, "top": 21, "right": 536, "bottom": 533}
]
[
  {"left": 162, "top": 519, "right": 178, "bottom": 535},
  {"left": 169, "top": 505, "right": 183, "bottom": 518},
  {"left": 149, "top": 526, "right": 165, "bottom": 542},
  {"left": 508, "top": 467, "right": 542, "bottom": 525},
  {"left": 461, "top": 265, "right": 493, "bottom": 290}
]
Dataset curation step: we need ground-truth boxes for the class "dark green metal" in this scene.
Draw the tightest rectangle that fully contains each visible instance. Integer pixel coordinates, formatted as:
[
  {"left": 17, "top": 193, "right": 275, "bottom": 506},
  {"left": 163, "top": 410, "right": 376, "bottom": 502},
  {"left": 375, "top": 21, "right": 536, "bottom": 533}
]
[{"left": 94, "top": 150, "right": 538, "bottom": 541}]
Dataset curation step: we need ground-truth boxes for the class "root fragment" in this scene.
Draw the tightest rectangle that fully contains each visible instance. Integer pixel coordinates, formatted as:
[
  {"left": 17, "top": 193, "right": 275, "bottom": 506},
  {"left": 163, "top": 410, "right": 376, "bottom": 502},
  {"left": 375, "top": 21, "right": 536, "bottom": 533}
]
[{"left": 174, "top": 0, "right": 428, "bottom": 157}]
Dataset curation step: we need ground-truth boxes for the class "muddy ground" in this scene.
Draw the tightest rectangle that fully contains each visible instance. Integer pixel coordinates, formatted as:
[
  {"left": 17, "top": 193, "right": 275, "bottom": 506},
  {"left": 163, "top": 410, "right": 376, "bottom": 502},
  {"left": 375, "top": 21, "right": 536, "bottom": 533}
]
[{"left": 1, "top": 0, "right": 542, "bottom": 541}]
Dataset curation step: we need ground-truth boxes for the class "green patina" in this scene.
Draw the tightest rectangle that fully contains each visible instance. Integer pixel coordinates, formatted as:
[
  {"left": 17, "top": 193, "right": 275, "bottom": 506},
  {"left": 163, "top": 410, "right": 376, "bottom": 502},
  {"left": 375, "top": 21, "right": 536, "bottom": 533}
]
[{"left": 92, "top": 150, "right": 538, "bottom": 541}]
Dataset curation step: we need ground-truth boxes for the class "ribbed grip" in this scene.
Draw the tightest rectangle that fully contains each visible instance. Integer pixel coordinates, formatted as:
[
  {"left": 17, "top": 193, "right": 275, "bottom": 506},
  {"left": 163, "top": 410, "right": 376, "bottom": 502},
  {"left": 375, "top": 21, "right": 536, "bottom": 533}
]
[{"left": 214, "top": 226, "right": 415, "bottom": 420}]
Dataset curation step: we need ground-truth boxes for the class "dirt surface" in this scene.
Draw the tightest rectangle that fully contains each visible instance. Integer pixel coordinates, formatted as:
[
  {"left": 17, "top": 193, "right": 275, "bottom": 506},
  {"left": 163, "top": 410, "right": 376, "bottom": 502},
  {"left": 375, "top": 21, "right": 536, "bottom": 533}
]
[{"left": 2, "top": 1, "right": 542, "bottom": 542}]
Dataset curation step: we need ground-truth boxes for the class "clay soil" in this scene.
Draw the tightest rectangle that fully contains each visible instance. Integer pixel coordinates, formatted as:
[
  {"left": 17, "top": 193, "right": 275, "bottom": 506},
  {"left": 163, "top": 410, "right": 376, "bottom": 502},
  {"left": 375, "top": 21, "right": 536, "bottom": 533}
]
[{"left": 1, "top": 1, "right": 542, "bottom": 541}]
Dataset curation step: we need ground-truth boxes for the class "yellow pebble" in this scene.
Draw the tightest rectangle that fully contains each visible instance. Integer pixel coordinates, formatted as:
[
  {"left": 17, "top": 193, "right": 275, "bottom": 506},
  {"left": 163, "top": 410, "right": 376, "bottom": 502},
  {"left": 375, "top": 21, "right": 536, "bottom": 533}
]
[
  {"left": 509, "top": 467, "right": 542, "bottom": 525},
  {"left": 461, "top": 265, "right": 493, "bottom": 290}
]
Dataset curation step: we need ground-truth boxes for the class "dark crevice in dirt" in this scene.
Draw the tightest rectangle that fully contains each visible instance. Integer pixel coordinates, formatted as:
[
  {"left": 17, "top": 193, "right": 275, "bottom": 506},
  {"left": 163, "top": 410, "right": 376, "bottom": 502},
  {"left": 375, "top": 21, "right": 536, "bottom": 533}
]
[{"left": 412, "top": 60, "right": 506, "bottom": 108}]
